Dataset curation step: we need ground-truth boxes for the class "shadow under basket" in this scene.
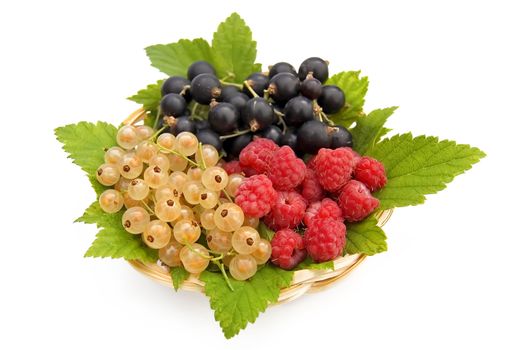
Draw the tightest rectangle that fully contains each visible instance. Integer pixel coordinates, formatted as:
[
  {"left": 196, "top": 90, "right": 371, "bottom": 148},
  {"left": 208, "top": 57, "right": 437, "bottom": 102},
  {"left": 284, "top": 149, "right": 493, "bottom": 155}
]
[{"left": 124, "top": 108, "right": 393, "bottom": 304}]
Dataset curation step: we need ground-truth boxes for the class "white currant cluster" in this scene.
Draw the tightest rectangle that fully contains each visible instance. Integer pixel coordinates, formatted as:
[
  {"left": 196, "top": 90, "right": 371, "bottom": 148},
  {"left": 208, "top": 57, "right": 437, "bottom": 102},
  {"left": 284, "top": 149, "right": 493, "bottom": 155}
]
[{"left": 95, "top": 124, "right": 271, "bottom": 281}]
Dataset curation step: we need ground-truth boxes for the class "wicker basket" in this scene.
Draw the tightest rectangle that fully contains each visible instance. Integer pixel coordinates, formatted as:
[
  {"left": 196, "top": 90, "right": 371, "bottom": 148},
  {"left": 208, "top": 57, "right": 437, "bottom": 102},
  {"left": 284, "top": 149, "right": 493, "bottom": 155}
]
[{"left": 124, "top": 108, "right": 393, "bottom": 304}]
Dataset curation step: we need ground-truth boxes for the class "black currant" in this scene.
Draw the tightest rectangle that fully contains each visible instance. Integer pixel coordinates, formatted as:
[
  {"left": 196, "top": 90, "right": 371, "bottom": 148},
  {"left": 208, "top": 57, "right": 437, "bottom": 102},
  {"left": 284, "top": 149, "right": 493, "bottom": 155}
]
[
  {"left": 160, "top": 93, "right": 187, "bottom": 117},
  {"left": 187, "top": 61, "right": 216, "bottom": 80},
  {"left": 208, "top": 102, "right": 240, "bottom": 135},
  {"left": 225, "top": 92, "right": 249, "bottom": 113},
  {"left": 297, "top": 120, "right": 332, "bottom": 154},
  {"left": 219, "top": 85, "right": 241, "bottom": 101},
  {"left": 190, "top": 74, "right": 221, "bottom": 105},
  {"left": 257, "top": 125, "right": 281, "bottom": 145},
  {"left": 161, "top": 76, "right": 192, "bottom": 102},
  {"left": 196, "top": 129, "right": 222, "bottom": 151},
  {"left": 300, "top": 76, "right": 323, "bottom": 100},
  {"left": 223, "top": 133, "right": 253, "bottom": 158},
  {"left": 268, "top": 72, "right": 300, "bottom": 105},
  {"left": 279, "top": 129, "right": 298, "bottom": 151},
  {"left": 318, "top": 85, "right": 345, "bottom": 114},
  {"left": 283, "top": 96, "right": 315, "bottom": 126},
  {"left": 330, "top": 125, "right": 353, "bottom": 148},
  {"left": 243, "top": 73, "right": 269, "bottom": 97},
  {"left": 242, "top": 97, "right": 274, "bottom": 131},
  {"left": 269, "top": 62, "right": 297, "bottom": 79},
  {"left": 298, "top": 57, "right": 329, "bottom": 83},
  {"left": 169, "top": 116, "right": 196, "bottom": 136},
  {"left": 195, "top": 119, "right": 210, "bottom": 131}
]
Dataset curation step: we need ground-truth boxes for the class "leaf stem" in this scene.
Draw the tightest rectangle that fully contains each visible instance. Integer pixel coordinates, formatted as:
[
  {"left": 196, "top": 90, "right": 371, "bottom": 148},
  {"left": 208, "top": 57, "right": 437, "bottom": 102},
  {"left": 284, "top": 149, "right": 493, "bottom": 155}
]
[{"left": 214, "top": 261, "right": 235, "bottom": 291}]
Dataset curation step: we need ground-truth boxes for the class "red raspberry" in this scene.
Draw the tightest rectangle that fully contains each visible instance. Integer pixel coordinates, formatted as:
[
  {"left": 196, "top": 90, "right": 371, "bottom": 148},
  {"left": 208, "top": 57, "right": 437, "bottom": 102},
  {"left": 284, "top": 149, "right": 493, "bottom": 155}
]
[
  {"left": 239, "top": 138, "right": 279, "bottom": 175},
  {"left": 270, "top": 228, "right": 307, "bottom": 269},
  {"left": 235, "top": 175, "right": 277, "bottom": 218},
  {"left": 263, "top": 191, "right": 307, "bottom": 230},
  {"left": 222, "top": 160, "right": 243, "bottom": 175},
  {"left": 304, "top": 218, "right": 347, "bottom": 262},
  {"left": 306, "top": 155, "right": 318, "bottom": 169},
  {"left": 354, "top": 157, "right": 387, "bottom": 192},
  {"left": 267, "top": 146, "right": 306, "bottom": 191},
  {"left": 303, "top": 198, "right": 343, "bottom": 227},
  {"left": 300, "top": 168, "right": 324, "bottom": 203},
  {"left": 314, "top": 148, "right": 358, "bottom": 192},
  {"left": 338, "top": 180, "right": 379, "bottom": 222}
]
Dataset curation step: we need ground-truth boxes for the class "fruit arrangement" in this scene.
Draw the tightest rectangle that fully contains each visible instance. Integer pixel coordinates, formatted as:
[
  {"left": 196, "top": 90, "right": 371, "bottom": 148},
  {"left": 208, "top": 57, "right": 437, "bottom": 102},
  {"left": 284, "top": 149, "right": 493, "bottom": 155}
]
[{"left": 55, "top": 13, "right": 485, "bottom": 339}]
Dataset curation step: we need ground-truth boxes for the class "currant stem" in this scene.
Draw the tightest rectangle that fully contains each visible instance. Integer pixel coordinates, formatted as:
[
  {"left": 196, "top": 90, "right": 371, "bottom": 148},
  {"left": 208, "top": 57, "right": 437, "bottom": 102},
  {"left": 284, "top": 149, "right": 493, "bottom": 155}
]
[
  {"left": 156, "top": 144, "right": 201, "bottom": 168},
  {"left": 197, "top": 142, "right": 207, "bottom": 169},
  {"left": 274, "top": 110, "right": 288, "bottom": 134},
  {"left": 243, "top": 80, "right": 259, "bottom": 97},
  {"left": 215, "top": 261, "right": 235, "bottom": 291},
  {"left": 141, "top": 200, "right": 155, "bottom": 215},
  {"left": 219, "top": 80, "right": 243, "bottom": 89},
  {"left": 191, "top": 102, "right": 199, "bottom": 117},
  {"left": 320, "top": 111, "right": 334, "bottom": 125},
  {"left": 152, "top": 107, "right": 162, "bottom": 131},
  {"left": 219, "top": 129, "right": 251, "bottom": 140},
  {"left": 221, "top": 189, "right": 233, "bottom": 203}
]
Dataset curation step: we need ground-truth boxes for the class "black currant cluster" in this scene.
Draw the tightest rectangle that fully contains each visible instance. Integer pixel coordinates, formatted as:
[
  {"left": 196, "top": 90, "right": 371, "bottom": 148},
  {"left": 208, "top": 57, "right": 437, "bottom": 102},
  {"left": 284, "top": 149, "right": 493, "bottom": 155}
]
[{"left": 158, "top": 57, "right": 352, "bottom": 158}]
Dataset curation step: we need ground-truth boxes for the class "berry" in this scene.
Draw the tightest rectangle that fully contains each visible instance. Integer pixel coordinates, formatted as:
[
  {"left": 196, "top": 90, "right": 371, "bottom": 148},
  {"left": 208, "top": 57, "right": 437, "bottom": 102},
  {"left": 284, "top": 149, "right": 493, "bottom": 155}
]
[
  {"left": 190, "top": 73, "right": 221, "bottom": 104},
  {"left": 160, "top": 93, "right": 187, "bottom": 117},
  {"left": 200, "top": 209, "right": 217, "bottom": 230},
  {"left": 243, "top": 73, "right": 269, "bottom": 97},
  {"left": 313, "top": 148, "right": 357, "bottom": 192},
  {"left": 104, "top": 146, "right": 126, "bottom": 165},
  {"left": 135, "top": 125, "right": 154, "bottom": 141},
  {"left": 338, "top": 180, "right": 380, "bottom": 222},
  {"left": 283, "top": 96, "right": 315, "bottom": 126},
  {"left": 257, "top": 125, "right": 281, "bottom": 144},
  {"left": 96, "top": 163, "right": 120, "bottom": 186},
  {"left": 219, "top": 85, "right": 241, "bottom": 101},
  {"left": 270, "top": 229, "right": 307, "bottom": 270},
  {"left": 99, "top": 189, "right": 124, "bottom": 213},
  {"left": 116, "top": 125, "right": 139, "bottom": 150},
  {"left": 195, "top": 144, "right": 220, "bottom": 168},
  {"left": 213, "top": 203, "right": 245, "bottom": 232},
  {"left": 155, "top": 197, "right": 182, "bottom": 222},
  {"left": 182, "top": 181, "right": 204, "bottom": 205},
  {"left": 161, "top": 76, "right": 192, "bottom": 102},
  {"left": 225, "top": 173, "right": 245, "bottom": 197},
  {"left": 222, "top": 160, "right": 243, "bottom": 175},
  {"left": 173, "top": 219, "right": 201, "bottom": 244},
  {"left": 354, "top": 157, "right": 387, "bottom": 192},
  {"left": 143, "top": 220, "right": 172, "bottom": 249},
  {"left": 223, "top": 133, "right": 253, "bottom": 158},
  {"left": 268, "top": 72, "right": 300, "bottom": 105},
  {"left": 156, "top": 133, "right": 177, "bottom": 152},
  {"left": 136, "top": 141, "right": 157, "bottom": 163},
  {"left": 198, "top": 189, "right": 219, "bottom": 209},
  {"left": 206, "top": 228, "right": 232, "bottom": 252},
  {"left": 195, "top": 119, "right": 211, "bottom": 131},
  {"left": 225, "top": 92, "right": 249, "bottom": 113},
  {"left": 263, "top": 191, "right": 307, "bottom": 230},
  {"left": 267, "top": 146, "right": 306, "bottom": 191},
  {"left": 144, "top": 165, "right": 169, "bottom": 189},
  {"left": 298, "top": 57, "right": 329, "bottom": 83},
  {"left": 300, "top": 76, "right": 323, "bottom": 99},
  {"left": 149, "top": 153, "right": 170, "bottom": 171},
  {"left": 187, "top": 60, "right": 216, "bottom": 80},
  {"left": 251, "top": 239, "right": 272, "bottom": 264},
  {"left": 318, "top": 85, "right": 345, "bottom": 114},
  {"left": 118, "top": 152, "right": 143, "bottom": 179},
  {"left": 330, "top": 125, "right": 353, "bottom": 148},
  {"left": 232, "top": 226, "right": 260, "bottom": 254},
  {"left": 208, "top": 102, "right": 240, "bottom": 135},
  {"left": 242, "top": 97, "right": 274, "bottom": 131},
  {"left": 239, "top": 138, "right": 279, "bottom": 174},
  {"left": 128, "top": 178, "right": 150, "bottom": 200},
  {"left": 180, "top": 243, "right": 210, "bottom": 274},
  {"left": 201, "top": 166, "right": 229, "bottom": 191},
  {"left": 300, "top": 168, "right": 324, "bottom": 203},
  {"left": 229, "top": 254, "right": 258, "bottom": 281},
  {"left": 196, "top": 129, "right": 222, "bottom": 151},
  {"left": 159, "top": 240, "right": 183, "bottom": 267},
  {"left": 304, "top": 218, "right": 346, "bottom": 262},
  {"left": 235, "top": 174, "right": 277, "bottom": 218},
  {"left": 303, "top": 198, "right": 343, "bottom": 227},
  {"left": 169, "top": 116, "right": 196, "bottom": 135},
  {"left": 297, "top": 120, "right": 332, "bottom": 154},
  {"left": 279, "top": 129, "right": 298, "bottom": 151},
  {"left": 122, "top": 207, "right": 150, "bottom": 234},
  {"left": 175, "top": 131, "right": 199, "bottom": 156},
  {"left": 269, "top": 62, "right": 297, "bottom": 79}
]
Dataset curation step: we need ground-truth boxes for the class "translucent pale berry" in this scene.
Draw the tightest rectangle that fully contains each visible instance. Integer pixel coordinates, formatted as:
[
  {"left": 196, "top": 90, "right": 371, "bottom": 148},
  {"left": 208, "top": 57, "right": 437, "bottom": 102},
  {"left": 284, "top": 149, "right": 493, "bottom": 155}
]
[
  {"left": 122, "top": 207, "right": 150, "bottom": 234},
  {"left": 96, "top": 164, "right": 120, "bottom": 186},
  {"left": 123, "top": 192, "right": 141, "bottom": 209},
  {"left": 159, "top": 240, "right": 183, "bottom": 267},
  {"left": 251, "top": 239, "right": 272, "bottom": 264},
  {"left": 182, "top": 181, "right": 204, "bottom": 205},
  {"left": 175, "top": 132, "right": 199, "bottom": 156},
  {"left": 136, "top": 141, "right": 157, "bottom": 163},
  {"left": 225, "top": 173, "right": 244, "bottom": 197},
  {"left": 168, "top": 171, "right": 188, "bottom": 193},
  {"left": 155, "top": 185, "right": 179, "bottom": 202},
  {"left": 232, "top": 226, "right": 260, "bottom": 254},
  {"left": 148, "top": 153, "right": 170, "bottom": 171},
  {"left": 243, "top": 216, "right": 259, "bottom": 228},
  {"left": 135, "top": 125, "right": 154, "bottom": 141},
  {"left": 155, "top": 198, "right": 181, "bottom": 222},
  {"left": 142, "top": 220, "right": 171, "bottom": 249},
  {"left": 99, "top": 189, "right": 124, "bottom": 213},
  {"left": 104, "top": 146, "right": 126, "bottom": 165},
  {"left": 201, "top": 166, "right": 229, "bottom": 191},
  {"left": 128, "top": 178, "right": 150, "bottom": 200},
  {"left": 173, "top": 219, "right": 201, "bottom": 244},
  {"left": 187, "top": 167, "right": 203, "bottom": 182},
  {"left": 206, "top": 228, "right": 232, "bottom": 253},
  {"left": 180, "top": 243, "right": 210, "bottom": 274},
  {"left": 144, "top": 165, "right": 169, "bottom": 189},
  {"left": 178, "top": 205, "right": 195, "bottom": 221},
  {"left": 114, "top": 177, "right": 131, "bottom": 192},
  {"left": 168, "top": 154, "right": 188, "bottom": 172},
  {"left": 214, "top": 203, "right": 245, "bottom": 232},
  {"left": 116, "top": 125, "right": 139, "bottom": 150},
  {"left": 199, "top": 189, "right": 219, "bottom": 209},
  {"left": 195, "top": 144, "right": 219, "bottom": 168},
  {"left": 200, "top": 209, "right": 216, "bottom": 230},
  {"left": 157, "top": 133, "right": 177, "bottom": 153},
  {"left": 119, "top": 152, "right": 143, "bottom": 179},
  {"left": 229, "top": 254, "right": 257, "bottom": 281}
]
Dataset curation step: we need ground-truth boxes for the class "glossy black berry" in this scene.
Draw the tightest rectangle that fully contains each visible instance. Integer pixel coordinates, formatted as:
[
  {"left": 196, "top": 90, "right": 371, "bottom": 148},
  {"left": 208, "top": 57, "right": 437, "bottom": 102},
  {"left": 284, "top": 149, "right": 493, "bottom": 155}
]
[
  {"left": 169, "top": 116, "right": 196, "bottom": 136},
  {"left": 298, "top": 57, "right": 329, "bottom": 83},
  {"left": 160, "top": 93, "right": 187, "bottom": 117},
  {"left": 187, "top": 61, "right": 216, "bottom": 80},
  {"left": 225, "top": 92, "right": 249, "bottom": 113},
  {"left": 297, "top": 120, "right": 332, "bottom": 154},
  {"left": 242, "top": 97, "right": 274, "bottom": 131},
  {"left": 223, "top": 133, "right": 253, "bottom": 158},
  {"left": 243, "top": 73, "right": 269, "bottom": 97},
  {"left": 161, "top": 76, "right": 192, "bottom": 102},
  {"left": 318, "top": 85, "right": 345, "bottom": 114},
  {"left": 300, "top": 77, "right": 323, "bottom": 100},
  {"left": 208, "top": 102, "right": 240, "bottom": 135},
  {"left": 268, "top": 72, "right": 300, "bottom": 105},
  {"left": 219, "top": 85, "right": 241, "bottom": 101},
  {"left": 190, "top": 74, "right": 221, "bottom": 105},
  {"left": 330, "top": 125, "right": 353, "bottom": 148},
  {"left": 195, "top": 119, "right": 210, "bottom": 131},
  {"left": 196, "top": 129, "right": 222, "bottom": 151},
  {"left": 257, "top": 125, "right": 281, "bottom": 145},
  {"left": 269, "top": 62, "right": 297, "bottom": 79},
  {"left": 279, "top": 129, "right": 298, "bottom": 151},
  {"left": 283, "top": 96, "right": 315, "bottom": 126}
]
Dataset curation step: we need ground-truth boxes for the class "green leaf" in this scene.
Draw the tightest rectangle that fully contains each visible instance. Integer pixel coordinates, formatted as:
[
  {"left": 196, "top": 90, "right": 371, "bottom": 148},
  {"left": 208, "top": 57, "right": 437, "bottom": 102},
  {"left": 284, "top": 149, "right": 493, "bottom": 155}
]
[
  {"left": 296, "top": 257, "right": 335, "bottom": 271},
  {"left": 171, "top": 266, "right": 189, "bottom": 291},
  {"left": 146, "top": 38, "right": 215, "bottom": 76},
  {"left": 128, "top": 80, "right": 163, "bottom": 115},
  {"left": 75, "top": 201, "right": 110, "bottom": 227},
  {"left": 212, "top": 13, "right": 261, "bottom": 82},
  {"left": 326, "top": 71, "right": 369, "bottom": 125},
  {"left": 257, "top": 222, "right": 275, "bottom": 241},
  {"left": 200, "top": 265, "right": 293, "bottom": 338},
  {"left": 367, "top": 133, "right": 486, "bottom": 209},
  {"left": 346, "top": 215, "right": 387, "bottom": 255},
  {"left": 351, "top": 107, "right": 397, "bottom": 154}
]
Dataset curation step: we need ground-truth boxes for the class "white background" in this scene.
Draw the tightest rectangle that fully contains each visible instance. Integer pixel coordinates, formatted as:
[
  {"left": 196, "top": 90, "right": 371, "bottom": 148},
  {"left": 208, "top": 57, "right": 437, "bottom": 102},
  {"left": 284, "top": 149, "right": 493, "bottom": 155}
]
[{"left": 1, "top": 0, "right": 524, "bottom": 349}]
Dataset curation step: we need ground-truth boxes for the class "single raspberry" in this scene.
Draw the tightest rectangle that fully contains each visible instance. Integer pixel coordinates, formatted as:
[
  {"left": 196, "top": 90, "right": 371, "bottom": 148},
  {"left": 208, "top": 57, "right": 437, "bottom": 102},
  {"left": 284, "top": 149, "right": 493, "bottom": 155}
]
[
  {"left": 235, "top": 175, "right": 278, "bottom": 218},
  {"left": 304, "top": 218, "right": 347, "bottom": 262},
  {"left": 354, "top": 157, "right": 387, "bottom": 192},
  {"left": 300, "top": 168, "right": 324, "bottom": 203},
  {"left": 270, "top": 228, "right": 307, "bottom": 269},
  {"left": 239, "top": 138, "right": 279, "bottom": 175},
  {"left": 267, "top": 146, "right": 306, "bottom": 191},
  {"left": 303, "top": 198, "right": 343, "bottom": 227},
  {"left": 263, "top": 191, "right": 307, "bottom": 230},
  {"left": 222, "top": 160, "right": 243, "bottom": 175},
  {"left": 314, "top": 148, "right": 358, "bottom": 192},
  {"left": 338, "top": 180, "right": 379, "bottom": 222}
]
